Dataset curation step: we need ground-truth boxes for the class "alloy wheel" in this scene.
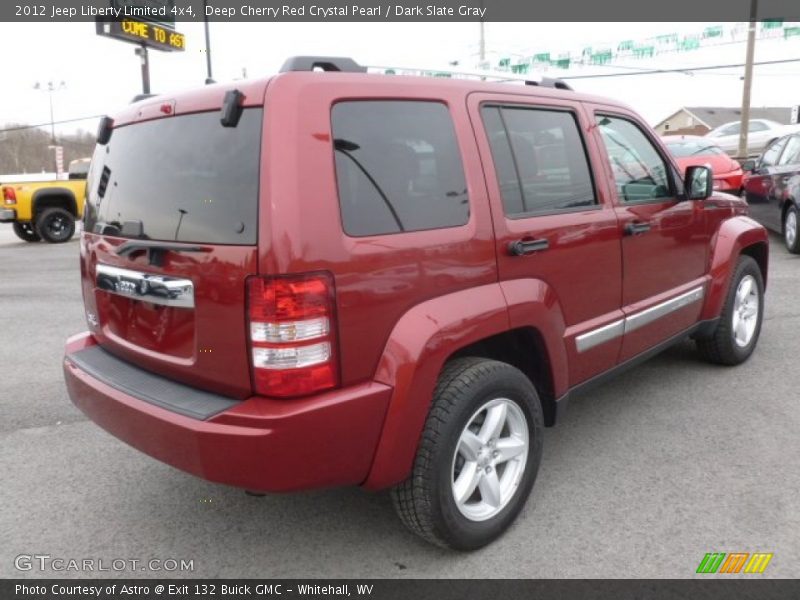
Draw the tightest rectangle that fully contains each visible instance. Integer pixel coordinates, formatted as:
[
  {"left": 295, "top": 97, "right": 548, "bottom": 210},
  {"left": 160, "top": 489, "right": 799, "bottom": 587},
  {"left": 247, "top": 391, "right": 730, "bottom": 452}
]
[
  {"left": 451, "top": 397, "right": 529, "bottom": 522},
  {"left": 732, "top": 274, "right": 759, "bottom": 348}
]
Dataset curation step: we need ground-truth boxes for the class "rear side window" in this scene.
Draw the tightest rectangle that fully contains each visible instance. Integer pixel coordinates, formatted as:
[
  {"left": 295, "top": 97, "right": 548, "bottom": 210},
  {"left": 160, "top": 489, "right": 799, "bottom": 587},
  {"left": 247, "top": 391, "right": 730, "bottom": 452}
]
[
  {"left": 332, "top": 101, "right": 469, "bottom": 236},
  {"left": 481, "top": 105, "right": 596, "bottom": 217},
  {"left": 84, "top": 109, "right": 262, "bottom": 245}
]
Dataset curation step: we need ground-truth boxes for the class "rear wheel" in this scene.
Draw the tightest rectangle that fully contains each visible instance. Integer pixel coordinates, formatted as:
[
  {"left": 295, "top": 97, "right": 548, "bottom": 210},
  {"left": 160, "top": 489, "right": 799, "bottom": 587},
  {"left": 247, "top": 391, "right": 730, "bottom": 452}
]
[
  {"left": 696, "top": 255, "right": 764, "bottom": 365},
  {"left": 12, "top": 222, "right": 41, "bottom": 242},
  {"left": 391, "top": 358, "right": 543, "bottom": 550},
  {"left": 35, "top": 208, "right": 75, "bottom": 243},
  {"left": 784, "top": 205, "right": 800, "bottom": 254}
]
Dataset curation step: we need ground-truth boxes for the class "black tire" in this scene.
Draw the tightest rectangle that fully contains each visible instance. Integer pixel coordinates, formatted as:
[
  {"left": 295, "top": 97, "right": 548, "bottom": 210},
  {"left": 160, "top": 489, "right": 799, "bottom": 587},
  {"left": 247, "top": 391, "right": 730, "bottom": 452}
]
[
  {"left": 697, "top": 255, "right": 764, "bottom": 365},
  {"left": 391, "top": 357, "right": 544, "bottom": 550},
  {"left": 783, "top": 204, "right": 800, "bottom": 254},
  {"left": 35, "top": 207, "right": 75, "bottom": 243},
  {"left": 12, "top": 222, "right": 41, "bottom": 242}
]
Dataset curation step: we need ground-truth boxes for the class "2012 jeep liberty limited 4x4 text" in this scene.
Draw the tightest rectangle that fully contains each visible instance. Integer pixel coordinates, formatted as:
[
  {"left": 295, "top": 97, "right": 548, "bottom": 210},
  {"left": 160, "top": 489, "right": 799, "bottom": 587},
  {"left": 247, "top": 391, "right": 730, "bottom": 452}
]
[{"left": 64, "top": 56, "right": 768, "bottom": 550}]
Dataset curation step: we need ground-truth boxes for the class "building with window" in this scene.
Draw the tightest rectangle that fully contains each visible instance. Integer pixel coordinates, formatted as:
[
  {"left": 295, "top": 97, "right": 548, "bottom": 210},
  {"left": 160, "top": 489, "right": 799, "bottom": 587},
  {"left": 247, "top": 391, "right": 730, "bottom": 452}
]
[{"left": 654, "top": 106, "right": 794, "bottom": 136}]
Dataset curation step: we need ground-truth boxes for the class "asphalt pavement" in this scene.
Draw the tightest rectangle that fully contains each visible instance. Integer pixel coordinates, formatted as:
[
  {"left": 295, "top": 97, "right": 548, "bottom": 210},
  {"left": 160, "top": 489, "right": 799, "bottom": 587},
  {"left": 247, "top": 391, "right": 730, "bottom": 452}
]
[{"left": 1, "top": 222, "right": 798, "bottom": 578}]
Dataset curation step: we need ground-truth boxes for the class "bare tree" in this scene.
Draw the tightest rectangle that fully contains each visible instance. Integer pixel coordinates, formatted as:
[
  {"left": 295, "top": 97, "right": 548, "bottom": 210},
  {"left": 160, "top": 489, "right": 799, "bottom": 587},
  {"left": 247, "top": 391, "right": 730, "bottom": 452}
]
[{"left": 0, "top": 125, "right": 96, "bottom": 175}]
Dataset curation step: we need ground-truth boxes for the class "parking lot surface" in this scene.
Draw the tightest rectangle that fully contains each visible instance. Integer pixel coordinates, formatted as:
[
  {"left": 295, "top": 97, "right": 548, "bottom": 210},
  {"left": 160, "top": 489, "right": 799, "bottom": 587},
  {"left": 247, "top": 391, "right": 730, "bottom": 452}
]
[{"left": 1, "top": 223, "right": 798, "bottom": 578}]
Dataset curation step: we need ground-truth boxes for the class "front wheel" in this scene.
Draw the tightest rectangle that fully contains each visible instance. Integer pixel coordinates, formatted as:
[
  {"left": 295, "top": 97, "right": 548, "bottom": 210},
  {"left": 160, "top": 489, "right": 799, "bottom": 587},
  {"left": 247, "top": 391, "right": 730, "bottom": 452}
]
[
  {"left": 12, "top": 222, "right": 41, "bottom": 242},
  {"left": 35, "top": 207, "right": 75, "bottom": 243},
  {"left": 697, "top": 255, "right": 764, "bottom": 365},
  {"left": 784, "top": 205, "right": 800, "bottom": 254},
  {"left": 391, "top": 358, "right": 543, "bottom": 550}
]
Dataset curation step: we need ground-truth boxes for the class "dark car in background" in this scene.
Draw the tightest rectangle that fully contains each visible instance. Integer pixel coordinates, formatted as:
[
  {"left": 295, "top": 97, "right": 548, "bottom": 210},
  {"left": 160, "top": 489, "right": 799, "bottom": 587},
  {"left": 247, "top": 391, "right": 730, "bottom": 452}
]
[
  {"left": 662, "top": 135, "right": 744, "bottom": 193},
  {"left": 742, "top": 133, "right": 800, "bottom": 253}
]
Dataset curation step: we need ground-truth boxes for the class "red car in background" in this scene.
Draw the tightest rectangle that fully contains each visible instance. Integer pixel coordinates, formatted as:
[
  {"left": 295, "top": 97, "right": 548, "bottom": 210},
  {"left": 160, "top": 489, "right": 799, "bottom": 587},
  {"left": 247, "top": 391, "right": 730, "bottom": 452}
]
[{"left": 662, "top": 135, "right": 744, "bottom": 193}]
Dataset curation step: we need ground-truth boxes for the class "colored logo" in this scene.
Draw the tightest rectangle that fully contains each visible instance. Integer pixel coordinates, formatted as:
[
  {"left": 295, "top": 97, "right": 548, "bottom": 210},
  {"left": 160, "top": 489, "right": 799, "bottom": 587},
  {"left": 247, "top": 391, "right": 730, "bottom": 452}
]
[{"left": 696, "top": 552, "right": 773, "bottom": 574}]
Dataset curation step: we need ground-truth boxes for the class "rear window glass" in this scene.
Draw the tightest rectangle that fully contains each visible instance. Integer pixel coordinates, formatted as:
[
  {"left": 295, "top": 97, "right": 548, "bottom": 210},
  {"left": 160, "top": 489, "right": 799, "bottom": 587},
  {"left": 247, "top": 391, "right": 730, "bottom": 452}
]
[
  {"left": 664, "top": 140, "right": 726, "bottom": 158},
  {"left": 84, "top": 109, "right": 262, "bottom": 245},
  {"left": 331, "top": 101, "right": 469, "bottom": 237}
]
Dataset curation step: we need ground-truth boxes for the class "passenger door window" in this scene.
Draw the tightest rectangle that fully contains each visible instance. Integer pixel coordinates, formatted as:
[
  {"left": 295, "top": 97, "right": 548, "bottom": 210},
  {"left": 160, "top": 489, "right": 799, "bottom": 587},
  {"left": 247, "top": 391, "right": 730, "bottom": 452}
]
[
  {"left": 480, "top": 105, "right": 596, "bottom": 216},
  {"left": 595, "top": 115, "right": 673, "bottom": 203},
  {"left": 331, "top": 101, "right": 469, "bottom": 237}
]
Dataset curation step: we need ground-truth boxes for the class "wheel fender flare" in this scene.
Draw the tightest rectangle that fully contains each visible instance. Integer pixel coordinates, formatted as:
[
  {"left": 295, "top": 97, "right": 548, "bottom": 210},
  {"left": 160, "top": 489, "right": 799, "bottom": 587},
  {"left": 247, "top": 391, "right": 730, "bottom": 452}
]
[
  {"left": 363, "top": 280, "right": 568, "bottom": 490},
  {"left": 700, "top": 215, "right": 769, "bottom": 321},
  {"left": 32, "top": 188, "right": 78, "bottom": 218}
]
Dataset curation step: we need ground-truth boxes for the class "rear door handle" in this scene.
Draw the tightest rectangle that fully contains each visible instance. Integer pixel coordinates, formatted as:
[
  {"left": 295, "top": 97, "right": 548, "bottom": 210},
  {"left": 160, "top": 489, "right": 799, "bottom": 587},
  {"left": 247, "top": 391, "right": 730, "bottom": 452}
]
[
  {"left": 508, "top": 238, "right": 549, "bottom": 256},
  {"left": 624, "top": 221, "right": 651, "bottom": 236}
]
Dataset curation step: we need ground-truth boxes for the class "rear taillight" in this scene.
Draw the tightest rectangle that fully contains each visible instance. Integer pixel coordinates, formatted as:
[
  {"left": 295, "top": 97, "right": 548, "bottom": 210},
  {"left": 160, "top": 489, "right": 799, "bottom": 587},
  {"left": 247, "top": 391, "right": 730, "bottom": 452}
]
[
  {"left": 247, "top": 272, "right": 339, "bottom": 398},
  {"left": 2, "top": 186, "right": 16, "bottom": 205}
]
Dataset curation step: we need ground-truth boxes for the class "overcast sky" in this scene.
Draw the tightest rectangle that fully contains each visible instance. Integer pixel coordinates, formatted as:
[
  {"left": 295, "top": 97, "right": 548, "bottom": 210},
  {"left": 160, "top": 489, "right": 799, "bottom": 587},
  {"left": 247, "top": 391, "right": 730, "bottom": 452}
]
[{"left": 1, "top": 21, "right": 799, "bottom": 138}]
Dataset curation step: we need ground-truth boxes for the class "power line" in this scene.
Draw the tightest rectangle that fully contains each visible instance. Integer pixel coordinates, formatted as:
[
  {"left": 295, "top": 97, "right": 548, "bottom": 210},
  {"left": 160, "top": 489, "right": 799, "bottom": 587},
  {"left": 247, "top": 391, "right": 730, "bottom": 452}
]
[
  {"left": 561, "top": 57, "right": 800, "bottom": 80},
  {"left": 0, "top": 115, "right": 104, "bottom": 135}
]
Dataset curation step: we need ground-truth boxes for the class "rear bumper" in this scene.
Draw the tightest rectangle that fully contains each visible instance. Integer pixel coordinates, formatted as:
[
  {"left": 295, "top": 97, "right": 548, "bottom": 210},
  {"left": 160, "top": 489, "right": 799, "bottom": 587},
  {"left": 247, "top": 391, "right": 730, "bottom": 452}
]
[
  {"left": 64, "top": 332, "right": 392, "bottom": 492},
  {"left": 713, "top": 172, "right": 743, "bottom": 193},
  {"left": 0, "top": 209, "right": 16, "bottom": 222}
]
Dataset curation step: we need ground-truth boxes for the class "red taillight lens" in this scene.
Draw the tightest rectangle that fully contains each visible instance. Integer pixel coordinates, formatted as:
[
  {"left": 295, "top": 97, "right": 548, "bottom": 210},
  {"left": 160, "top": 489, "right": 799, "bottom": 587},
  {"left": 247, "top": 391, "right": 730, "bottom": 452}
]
[
  {"left": 2, "top": 186, "right": 16, "bottom": 204},
  {"left": 247, "top": 272, "right": 338, "bottom": 398}
]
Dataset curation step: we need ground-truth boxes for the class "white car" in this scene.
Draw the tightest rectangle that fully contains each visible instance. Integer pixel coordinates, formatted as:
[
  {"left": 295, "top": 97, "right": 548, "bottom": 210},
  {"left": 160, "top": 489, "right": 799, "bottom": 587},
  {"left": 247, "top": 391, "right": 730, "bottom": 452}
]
[{"left": 706, "top": 119, "right": 800, "bottom": 157}]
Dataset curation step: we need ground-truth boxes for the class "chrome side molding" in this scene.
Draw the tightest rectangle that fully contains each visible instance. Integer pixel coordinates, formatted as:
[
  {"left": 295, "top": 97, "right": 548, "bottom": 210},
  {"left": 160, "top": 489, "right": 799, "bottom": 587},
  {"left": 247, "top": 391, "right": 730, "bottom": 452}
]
[
  {"left": 95, "top": 264, "right": 194, "bottom": 309},
  {"left": 575, "top": 319, "right": 624, "bottom": 353},
  {"left": 624, "top": 287, "right": 705, "bottom": 334},
  {"left": 575, "top": 286, "right": 704, "bottom": 353}
]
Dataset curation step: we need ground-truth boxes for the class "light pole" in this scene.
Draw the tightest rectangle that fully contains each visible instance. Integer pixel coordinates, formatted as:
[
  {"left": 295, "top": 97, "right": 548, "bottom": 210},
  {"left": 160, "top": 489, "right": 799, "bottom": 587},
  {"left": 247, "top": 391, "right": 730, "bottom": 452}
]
[
  {"left": 33, "top": 80, "right": 66, "bottom": 144},
  {"left": 34, "top": 81, "right": 66, "bottom": 174}
]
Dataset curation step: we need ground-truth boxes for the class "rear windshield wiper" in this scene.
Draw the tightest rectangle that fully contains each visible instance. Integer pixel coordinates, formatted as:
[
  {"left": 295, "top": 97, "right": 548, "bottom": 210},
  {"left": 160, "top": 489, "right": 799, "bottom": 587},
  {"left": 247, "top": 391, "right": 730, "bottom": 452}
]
[{"left": 115, "top": 240, "right": 207, "bottom": 267}]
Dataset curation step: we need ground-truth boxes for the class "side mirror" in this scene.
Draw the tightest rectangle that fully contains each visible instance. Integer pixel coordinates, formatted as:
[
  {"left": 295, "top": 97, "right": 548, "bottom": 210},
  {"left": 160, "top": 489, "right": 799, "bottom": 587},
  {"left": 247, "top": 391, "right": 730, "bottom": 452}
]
[
  {"left": 684, "top": 166, "right": 712, "bottom": 200},
  {"left": 740, "top": 159, "right": 756, "bottom": 172}
]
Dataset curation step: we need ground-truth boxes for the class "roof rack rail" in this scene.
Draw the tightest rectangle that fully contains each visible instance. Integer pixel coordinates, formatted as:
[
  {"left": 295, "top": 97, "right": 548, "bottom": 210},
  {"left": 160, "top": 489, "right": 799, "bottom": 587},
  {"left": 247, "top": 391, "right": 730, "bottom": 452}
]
[
  {"left": 276, "top": 56, "right": 574, "bottom": 91},
  {"left": 280, "top": 56, "right": 367, "bottom": 73},
  {"left": 364, "top": 64, "right": 573, "bottom": 90}
]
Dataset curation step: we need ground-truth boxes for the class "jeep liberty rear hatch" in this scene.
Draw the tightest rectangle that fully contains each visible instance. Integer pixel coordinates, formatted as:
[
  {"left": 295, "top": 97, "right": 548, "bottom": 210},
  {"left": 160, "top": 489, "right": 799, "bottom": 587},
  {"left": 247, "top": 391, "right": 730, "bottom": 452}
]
[{"left": 81, "top": 92, "right": 264, "bottom": 399}]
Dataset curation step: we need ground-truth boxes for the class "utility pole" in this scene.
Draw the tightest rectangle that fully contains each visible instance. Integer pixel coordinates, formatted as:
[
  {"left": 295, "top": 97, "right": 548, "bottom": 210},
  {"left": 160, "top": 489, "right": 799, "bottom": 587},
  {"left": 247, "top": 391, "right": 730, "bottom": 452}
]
[
  {"left": 478, "top": 0, "right": 486, "bottom": 65},
  {"left": 135, "top": 44, "right": 150, "bottom": 94},
  {"left": 203, "top": 0, "right": 214, "bottom": 83},
  {"left": 738, "top": 0, "right": 758, "bottom": 159}
]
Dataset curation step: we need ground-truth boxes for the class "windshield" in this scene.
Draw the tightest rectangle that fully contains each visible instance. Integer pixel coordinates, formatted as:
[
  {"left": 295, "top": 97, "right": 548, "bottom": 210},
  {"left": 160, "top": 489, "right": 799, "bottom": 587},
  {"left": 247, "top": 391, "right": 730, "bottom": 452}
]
[
  {"left": 665, "top": 140, "right": 726, "bottom": 158},
  {"left": 84, "top": 108, "right": 262, "bottom": 245}
]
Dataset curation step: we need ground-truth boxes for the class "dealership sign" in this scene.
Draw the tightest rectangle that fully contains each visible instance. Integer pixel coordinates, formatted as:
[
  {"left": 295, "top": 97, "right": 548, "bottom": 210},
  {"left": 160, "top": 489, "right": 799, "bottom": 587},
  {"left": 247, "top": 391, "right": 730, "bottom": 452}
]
[{"left": 95, "top": 0, "right": 185, "bottom": 52}]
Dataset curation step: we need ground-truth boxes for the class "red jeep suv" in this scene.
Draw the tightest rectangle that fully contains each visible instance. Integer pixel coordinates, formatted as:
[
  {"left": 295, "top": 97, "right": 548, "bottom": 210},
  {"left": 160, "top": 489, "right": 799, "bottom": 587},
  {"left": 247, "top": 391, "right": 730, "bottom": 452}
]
[{"left": 64, "top": 56, "right": 768, "bottom": 550}]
